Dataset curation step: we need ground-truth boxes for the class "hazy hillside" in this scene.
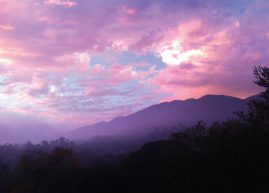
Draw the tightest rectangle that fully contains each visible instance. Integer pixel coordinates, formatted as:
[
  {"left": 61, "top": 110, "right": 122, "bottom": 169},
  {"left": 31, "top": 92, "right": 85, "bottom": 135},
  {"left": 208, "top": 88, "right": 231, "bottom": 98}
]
[{"left": 68, "top": 95, "right": 251, "bottom": 140}]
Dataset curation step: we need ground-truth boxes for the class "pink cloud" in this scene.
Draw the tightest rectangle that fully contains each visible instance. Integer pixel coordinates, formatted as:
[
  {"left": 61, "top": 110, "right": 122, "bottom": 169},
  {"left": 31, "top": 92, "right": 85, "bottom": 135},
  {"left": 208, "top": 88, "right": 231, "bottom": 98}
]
[
  {"left": 44, "top": 0, "right": 77, "bottom": 7},
  {"left": 0, "top": 24, "right": 14, "bottom": 31},
  {"left": 0, "top": 0, "right": 268, "bottom": 129}
]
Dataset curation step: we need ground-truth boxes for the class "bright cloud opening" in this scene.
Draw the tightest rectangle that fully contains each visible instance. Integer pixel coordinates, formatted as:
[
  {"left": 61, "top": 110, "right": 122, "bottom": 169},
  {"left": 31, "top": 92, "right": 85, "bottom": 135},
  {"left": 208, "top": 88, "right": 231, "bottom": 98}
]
[
  {"left": 159, "top": 40, "right": 204, "bottom": 66},
  {"left": 49, "top": 85, "right": 56, "bottom": 93},
  {"left": 0, "top": 58, "right": 13, "bottom": 65}
]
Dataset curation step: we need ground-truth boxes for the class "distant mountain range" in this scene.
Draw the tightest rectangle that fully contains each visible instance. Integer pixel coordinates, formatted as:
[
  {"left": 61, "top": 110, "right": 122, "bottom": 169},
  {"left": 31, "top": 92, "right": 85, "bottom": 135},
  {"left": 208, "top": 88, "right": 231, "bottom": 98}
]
[{"left": 68, "top": 95, "right": 254, "bottom": 141}]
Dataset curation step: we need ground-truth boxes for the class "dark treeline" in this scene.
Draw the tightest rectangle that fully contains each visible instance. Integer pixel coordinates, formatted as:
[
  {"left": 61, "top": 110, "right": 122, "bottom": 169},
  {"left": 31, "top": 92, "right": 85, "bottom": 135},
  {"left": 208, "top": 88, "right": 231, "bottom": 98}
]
[
  {"left": 0, "top": 137, "right": 127, "bottom": 170},
  {"left": 0, "top": 66, "right": 269, "bottom": 193}
]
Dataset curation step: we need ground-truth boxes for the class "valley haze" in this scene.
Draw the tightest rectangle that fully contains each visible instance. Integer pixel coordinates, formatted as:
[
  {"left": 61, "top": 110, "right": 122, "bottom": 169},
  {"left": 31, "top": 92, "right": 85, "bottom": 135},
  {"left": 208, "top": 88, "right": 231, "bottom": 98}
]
[{"left": 0, "top": 94, "right": 253, "bottom": 144}]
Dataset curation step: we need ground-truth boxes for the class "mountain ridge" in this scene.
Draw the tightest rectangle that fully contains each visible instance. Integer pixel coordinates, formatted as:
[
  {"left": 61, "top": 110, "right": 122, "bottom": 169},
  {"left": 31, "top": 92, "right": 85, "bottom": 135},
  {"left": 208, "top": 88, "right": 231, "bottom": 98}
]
[{"left": 68, "top": 94, "right": 254, "bottom": 140}]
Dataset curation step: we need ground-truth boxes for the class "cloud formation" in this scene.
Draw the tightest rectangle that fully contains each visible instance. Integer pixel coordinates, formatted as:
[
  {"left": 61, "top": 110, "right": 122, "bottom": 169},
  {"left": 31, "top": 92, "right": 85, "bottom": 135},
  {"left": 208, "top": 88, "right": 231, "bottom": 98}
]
[{"left": 0, "top": 0, "right": 268, "bottom": 129}]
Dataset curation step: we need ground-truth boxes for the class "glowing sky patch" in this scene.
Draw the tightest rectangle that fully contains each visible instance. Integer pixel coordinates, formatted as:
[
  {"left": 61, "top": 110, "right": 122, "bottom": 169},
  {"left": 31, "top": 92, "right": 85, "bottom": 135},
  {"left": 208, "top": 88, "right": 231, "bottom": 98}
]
[
  {"left": 159, "top": 40, "right": 204, "bottom": 66},
  {"left": 49, "top": 85, "right": 56, "bottom": 93}
]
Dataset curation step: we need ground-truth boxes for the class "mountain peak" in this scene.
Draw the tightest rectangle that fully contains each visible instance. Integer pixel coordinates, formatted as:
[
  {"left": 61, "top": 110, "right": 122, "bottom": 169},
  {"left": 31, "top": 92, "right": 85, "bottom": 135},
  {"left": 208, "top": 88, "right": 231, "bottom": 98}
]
[{"left": 199, "top": 94, "right": 240, "bottom": 100}]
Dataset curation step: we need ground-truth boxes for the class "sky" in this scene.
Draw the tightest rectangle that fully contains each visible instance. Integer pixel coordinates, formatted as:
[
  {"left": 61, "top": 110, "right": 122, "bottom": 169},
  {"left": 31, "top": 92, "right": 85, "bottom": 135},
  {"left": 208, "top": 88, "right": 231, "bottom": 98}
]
[{"left": 0, "top": 0, "right": 269, "bottom": 132}]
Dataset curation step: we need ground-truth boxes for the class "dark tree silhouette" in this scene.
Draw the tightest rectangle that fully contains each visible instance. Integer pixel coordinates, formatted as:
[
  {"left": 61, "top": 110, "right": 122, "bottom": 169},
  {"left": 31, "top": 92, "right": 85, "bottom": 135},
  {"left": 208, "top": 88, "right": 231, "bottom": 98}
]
[{"left": 238, "top": 66, "right": 269, "bottom": 128}]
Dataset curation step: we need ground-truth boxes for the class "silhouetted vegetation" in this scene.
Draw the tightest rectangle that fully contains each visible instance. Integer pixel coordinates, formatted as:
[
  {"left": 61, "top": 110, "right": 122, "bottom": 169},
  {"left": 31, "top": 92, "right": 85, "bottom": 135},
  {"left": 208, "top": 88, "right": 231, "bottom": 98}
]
[{"left": 0, "top": 66, "right": 269, "bottom": 193}]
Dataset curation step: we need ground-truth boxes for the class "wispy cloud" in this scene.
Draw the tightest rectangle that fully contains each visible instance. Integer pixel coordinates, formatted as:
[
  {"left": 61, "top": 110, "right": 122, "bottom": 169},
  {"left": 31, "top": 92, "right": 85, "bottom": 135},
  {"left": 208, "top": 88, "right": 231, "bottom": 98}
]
[{"left": 44, "top": 0, "right": 77, "bottom": 7}]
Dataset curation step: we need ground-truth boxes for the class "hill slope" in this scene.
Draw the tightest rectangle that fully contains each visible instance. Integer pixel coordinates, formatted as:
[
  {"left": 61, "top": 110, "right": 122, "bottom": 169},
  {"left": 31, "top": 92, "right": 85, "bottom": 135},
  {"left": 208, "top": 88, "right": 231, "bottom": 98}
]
[{"left": 68, "top": 95, "right": 252, "bottom": 140}]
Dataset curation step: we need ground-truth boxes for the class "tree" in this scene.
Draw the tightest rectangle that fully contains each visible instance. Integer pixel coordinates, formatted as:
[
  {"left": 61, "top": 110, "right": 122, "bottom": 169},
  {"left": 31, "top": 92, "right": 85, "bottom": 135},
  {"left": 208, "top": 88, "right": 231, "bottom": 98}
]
[
  {"left": 0, "top": 158, "right": 9, "bottom": 173},
  {"left": 238, "top": 66, "right": 269, "bottom": 129}
]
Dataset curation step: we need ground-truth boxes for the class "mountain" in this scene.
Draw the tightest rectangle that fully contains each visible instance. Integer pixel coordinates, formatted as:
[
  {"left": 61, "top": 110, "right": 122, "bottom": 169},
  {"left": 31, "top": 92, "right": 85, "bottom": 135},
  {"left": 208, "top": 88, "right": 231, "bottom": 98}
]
[{"left": 68, "top": 94, "right": 253, "bottom": 141}]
